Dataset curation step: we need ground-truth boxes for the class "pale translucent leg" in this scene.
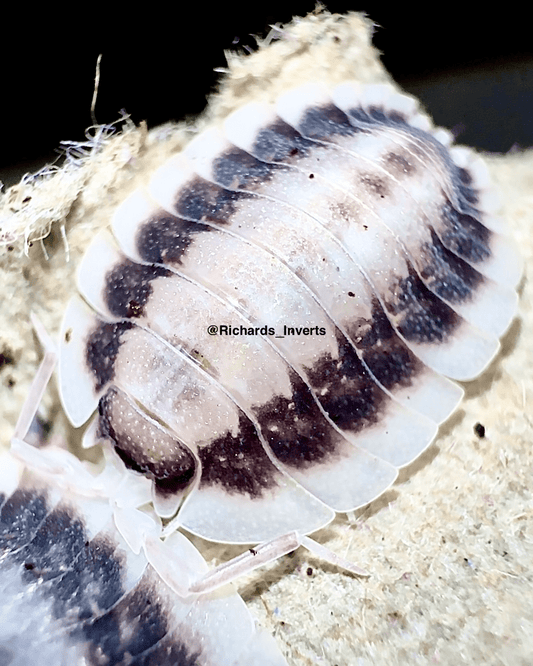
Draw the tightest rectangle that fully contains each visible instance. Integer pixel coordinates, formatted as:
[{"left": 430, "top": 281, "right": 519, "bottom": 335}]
[
  {"left": 12, "top": 313, "right": 57, "bottom": 445},
  {"left": 151, "top": 531, "right": 369, "bottom": 597}
]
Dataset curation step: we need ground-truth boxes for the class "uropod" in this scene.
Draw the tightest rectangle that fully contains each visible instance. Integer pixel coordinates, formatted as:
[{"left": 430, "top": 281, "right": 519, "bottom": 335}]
[{"left": 53, "top": 79, "right": 520, "bottom": 550}]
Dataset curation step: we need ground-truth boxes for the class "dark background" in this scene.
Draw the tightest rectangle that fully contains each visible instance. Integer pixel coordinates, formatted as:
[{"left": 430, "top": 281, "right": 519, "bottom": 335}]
[{"left": 1, "top": 3, "right": 531, "bottom": 188}]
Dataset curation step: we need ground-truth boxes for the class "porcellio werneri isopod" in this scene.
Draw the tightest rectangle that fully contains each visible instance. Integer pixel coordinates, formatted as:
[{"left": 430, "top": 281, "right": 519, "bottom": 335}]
[
  {"left": 54, "top": 80, "right": 520, "bottom": 548},
  {"left": 0, "top": 445, "right": 287, "bottom": 665}
]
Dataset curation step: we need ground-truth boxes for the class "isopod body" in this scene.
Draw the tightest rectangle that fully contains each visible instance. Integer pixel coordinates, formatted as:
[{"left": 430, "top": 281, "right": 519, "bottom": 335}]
[
  {"left": 0, "top": 447, "right": 288, "bottom": 665},
  {"left": 57, "top": 80, "right": 520, "bottom": 545}
]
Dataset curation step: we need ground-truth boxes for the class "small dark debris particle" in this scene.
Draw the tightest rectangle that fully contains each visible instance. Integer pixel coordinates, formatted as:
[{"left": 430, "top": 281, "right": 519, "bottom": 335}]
[
  {"left": 7, "top": 377, "right": 15, "bottom": 388},
  {"left": 250, "top": 547, "right": 258, "bottom": 556},
  {"left": 127, "top": 299, "right": 142, "bottom": 317},
  {"left": 24, "top": 562, "right": 35, "bottom": 570},
  {"left": 306, "top": 567, "right": 313, "bottom": 576},
  {"left": 474, "top": 422, "right": 485, "bottom": 438},
  {"left": 348, "top": 291, "right": 355, "bottom": 298},
  {"left": 309, "top": 173, "right": 315, "bottom": 179},
  {"left": 7, "top": 245, "right": 14, "bottom": 252},
  {"left": 64, "top": 328, "right": 72, "bottom": 343},
  {"left": 0, "top": 349, "right": 14, "bottom": 369}
]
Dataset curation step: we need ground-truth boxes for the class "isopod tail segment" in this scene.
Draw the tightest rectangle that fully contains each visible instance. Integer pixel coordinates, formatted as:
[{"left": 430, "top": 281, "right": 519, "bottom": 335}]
[{"left": 11, "top": 315, "right": 368, "bottom": 592}]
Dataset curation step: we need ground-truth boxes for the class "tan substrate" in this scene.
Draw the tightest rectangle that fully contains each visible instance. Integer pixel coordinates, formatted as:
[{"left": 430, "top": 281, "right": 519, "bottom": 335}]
[{"left": 1, "top": 10, "right": 531, "bottom": 665}]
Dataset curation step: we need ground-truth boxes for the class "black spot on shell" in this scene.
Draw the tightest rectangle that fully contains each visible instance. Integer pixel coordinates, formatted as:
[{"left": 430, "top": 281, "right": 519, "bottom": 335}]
[
  {"left": 0, "top": 347, "right": 14, "bottom": 370},
  {"left": 104, "top": 260, "right": 172, "bottom": 319},
  {"left": 474, "top": 422, "right": 486, "bottom": 438},
  {"left": 198, "top": 412, "right": 278, "bottom": 498},
  {"left": 13, "top": 506, "right": 86, "bottom": 584},
  {"left": 86, "top": 320, "right": 134, "bottom": 393}
]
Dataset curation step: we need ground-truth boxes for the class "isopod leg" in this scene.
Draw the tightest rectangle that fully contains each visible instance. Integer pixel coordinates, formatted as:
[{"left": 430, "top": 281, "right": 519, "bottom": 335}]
[
  {"left": 12, "top": 313, "right": 57, "bottom": 446},
  {"left": 164, "top": 532, "right": 369, "bottom": 596}
]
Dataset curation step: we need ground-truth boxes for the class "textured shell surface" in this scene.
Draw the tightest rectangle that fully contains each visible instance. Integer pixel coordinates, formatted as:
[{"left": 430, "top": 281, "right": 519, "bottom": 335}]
[{"left": 56, "top": 79, "right": 520, "bottom": 547}]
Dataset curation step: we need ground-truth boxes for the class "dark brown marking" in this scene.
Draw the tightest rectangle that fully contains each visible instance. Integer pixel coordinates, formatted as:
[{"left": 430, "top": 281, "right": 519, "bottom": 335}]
[
  {"left": 86, "top": 320, "right": 134, "bottom": 392},
  {"left": 0, "top": 489, "right": 50, "bottom": 554},
  {"left": 254, "top": 370, "right": 343, "bottom": 469},
  {"left": 198, "top": 412, "right": 279, "bottom": 498},
  {"left": 384, "top": 150, "right": 415, "bottom": 177},
  {"left": 252, "top": 118, "right": 314, "bottom": 163},
  {"left": 360, "top": 173, "right": 389, "bottom": 198},
  {"left": 82, "top": 569, "right": 202, "bottom": 665},
  {"left": 304, "top": 331, "right": 385, "bottom": 433},
  {"left": 345, "top": 297, "right": 422, "bottom": 392},
  {"left": 2, "top": 482, "right": 204, "bottom": 664},
  {"left": 104, "top": 260, "right": 172, "bottom": 319},
  {"left": 173, "top": 174, "right": 251, "bottom": 222},
  {"left": 136, "top": 210, "right": 213, "bottom": 266},
  {"left": 420, "top": 227, "right": 483, "bottom": 303},
  {"left": 453, "top": 165, "right": 480, "bottom": 206},
  {"left": 367, "top": 106, "right": 408, "bottom": 127},
  {"left": 329, "top": 199, "right": 360, "bottom": 226},
  {"left": 213, "top": 147, "right": 276, "bottom": 190},
  {"left": 298, "top": 104, "right": 362, "bottom": 141},
  {"left": 439, "top": 200, "right": 491, "bottom": 264},
  {"left": 15, "top": 506, "right": 86, "bottom": 584},
  {"left": 385, "top": 262, "right": 460, "bottom": 344}
]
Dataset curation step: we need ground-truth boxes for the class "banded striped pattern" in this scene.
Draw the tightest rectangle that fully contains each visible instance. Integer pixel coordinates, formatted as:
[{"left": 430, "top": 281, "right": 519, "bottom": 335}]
[
  {"left": 58, "top": 82, "right": 520, "bottom": 544},
  {"left": 0, "top": 452, "right": 287, "bottom": 666}
]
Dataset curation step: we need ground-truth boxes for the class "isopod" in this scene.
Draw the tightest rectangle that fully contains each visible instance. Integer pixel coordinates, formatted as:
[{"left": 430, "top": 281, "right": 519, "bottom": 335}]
[
  {"left": 51, "top": 79, "right": 519, "bottom": 548},
  {"left": 0, "top": 444, "right": 288, "bottom": 665},
  {"left": 3, "top": 11, "right": 525, "bottom": 666}
]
